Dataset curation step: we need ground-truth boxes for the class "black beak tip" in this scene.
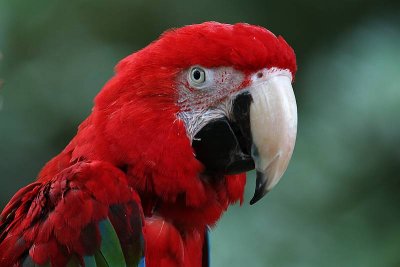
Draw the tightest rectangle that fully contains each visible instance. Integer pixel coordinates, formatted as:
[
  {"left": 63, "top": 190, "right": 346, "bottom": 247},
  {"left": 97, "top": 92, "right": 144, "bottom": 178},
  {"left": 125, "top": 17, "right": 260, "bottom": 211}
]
[
  {"left": 249, "top": 171, "right": 269, "bottom": 205},
  {"left": 249, "top": 189, "right": 268, "bottom": 205}
]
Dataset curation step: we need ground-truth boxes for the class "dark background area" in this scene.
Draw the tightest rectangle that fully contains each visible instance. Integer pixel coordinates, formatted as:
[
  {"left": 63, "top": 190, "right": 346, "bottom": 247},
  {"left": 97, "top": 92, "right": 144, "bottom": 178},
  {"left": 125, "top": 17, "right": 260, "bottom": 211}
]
[{"left": 1, "top": 1, "right": 399, "bottom": 266}]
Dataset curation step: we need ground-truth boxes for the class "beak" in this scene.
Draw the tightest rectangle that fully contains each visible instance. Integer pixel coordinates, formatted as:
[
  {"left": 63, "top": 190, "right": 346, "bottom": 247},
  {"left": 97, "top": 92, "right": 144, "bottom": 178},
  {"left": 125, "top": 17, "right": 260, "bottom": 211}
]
[
  {"left": 247, "top": 75, "right": 297, "bottom": 204},
  {"left": 192, "top": 72, "right": 297, "bottom": 205}
]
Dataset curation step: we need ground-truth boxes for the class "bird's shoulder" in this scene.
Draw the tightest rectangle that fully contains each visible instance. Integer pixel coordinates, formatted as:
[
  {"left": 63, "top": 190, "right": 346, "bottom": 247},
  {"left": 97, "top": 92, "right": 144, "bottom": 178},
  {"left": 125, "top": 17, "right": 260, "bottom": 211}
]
[{"left": 0, "top": 160, "right": 145, "bottom": 266}]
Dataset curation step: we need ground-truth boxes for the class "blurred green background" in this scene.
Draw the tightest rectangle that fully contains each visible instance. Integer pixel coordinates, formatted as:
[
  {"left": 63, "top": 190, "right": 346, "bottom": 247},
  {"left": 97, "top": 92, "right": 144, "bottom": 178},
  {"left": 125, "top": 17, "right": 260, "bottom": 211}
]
[{"left": 1, "top": 0, "right": 399, "bottom": 266}]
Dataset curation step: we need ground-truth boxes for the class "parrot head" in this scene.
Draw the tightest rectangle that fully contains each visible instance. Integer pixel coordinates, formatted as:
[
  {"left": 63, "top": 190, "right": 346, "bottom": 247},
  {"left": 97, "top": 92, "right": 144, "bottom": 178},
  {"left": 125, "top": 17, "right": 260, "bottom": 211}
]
[{"left": 90, "top": 22, "right": 297, "bottom": 209}]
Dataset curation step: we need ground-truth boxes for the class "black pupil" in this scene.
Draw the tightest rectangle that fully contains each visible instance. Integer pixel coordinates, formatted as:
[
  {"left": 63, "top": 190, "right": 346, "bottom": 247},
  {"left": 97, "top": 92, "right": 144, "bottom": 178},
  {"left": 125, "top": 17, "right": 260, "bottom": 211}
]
[{"left": 193, "top": 69, "right": 201, "bottom": 80}]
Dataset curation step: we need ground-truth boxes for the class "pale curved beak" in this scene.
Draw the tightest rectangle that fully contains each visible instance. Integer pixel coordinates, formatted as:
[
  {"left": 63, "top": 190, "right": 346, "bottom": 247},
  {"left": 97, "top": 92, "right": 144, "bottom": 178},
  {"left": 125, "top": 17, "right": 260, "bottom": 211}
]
[{"left": 249, "top": 75, "right": 297, "bottom": 204}]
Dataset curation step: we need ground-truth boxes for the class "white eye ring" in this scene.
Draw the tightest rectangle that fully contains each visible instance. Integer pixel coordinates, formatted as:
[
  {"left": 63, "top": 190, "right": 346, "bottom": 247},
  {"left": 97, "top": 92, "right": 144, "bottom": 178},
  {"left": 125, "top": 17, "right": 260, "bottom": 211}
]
[{"left": 188, "top": 67, "right": 206, "bottom": 87}]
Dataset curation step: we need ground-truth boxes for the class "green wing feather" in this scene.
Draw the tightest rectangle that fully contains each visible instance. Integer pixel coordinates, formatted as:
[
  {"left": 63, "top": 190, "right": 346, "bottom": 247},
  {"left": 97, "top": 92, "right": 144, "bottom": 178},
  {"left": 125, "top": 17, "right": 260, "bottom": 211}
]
[
  {"left": 98, "top": 219, "right": 125, "bottom": 266},
  {"left": 93, "top": 251, "right": 109, "bottom": 267},
  {"left": 83, "top": 255, "right": 97, "bottom": 267},
  {"left": 90, "top": 202, "right": 145, "bottom": 267}
]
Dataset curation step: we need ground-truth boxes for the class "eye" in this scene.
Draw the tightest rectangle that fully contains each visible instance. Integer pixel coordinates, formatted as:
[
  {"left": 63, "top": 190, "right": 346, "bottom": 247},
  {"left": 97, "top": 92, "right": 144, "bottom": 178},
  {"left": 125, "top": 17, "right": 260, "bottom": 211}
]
[{"left": 189, "top": 67, "right": 206, "bottom": 86}]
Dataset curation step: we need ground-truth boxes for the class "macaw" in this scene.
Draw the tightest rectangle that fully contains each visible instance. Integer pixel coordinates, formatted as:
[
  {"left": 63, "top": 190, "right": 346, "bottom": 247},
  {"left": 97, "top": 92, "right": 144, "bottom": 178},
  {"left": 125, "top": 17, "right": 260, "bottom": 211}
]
[{"left": 0, "top": 22, "right": 297, "bottom": 267}]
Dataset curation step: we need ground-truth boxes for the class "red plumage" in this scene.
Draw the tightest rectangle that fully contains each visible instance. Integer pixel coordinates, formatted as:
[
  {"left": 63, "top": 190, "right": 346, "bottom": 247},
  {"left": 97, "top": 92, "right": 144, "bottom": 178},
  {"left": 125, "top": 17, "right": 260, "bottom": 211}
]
[
  {"left": 0, "top": 22, "right": 296, "bottom": 266},
  {"left": 0, "top": 161, "right": 142, "bottom": 266}
]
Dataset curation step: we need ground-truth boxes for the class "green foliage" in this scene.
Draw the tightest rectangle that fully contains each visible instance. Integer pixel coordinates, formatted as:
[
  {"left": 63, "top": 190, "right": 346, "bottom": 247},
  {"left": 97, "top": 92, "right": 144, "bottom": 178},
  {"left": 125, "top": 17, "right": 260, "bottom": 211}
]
[{"left": 0, "top": 1, "right": 399, "bottom": 266}]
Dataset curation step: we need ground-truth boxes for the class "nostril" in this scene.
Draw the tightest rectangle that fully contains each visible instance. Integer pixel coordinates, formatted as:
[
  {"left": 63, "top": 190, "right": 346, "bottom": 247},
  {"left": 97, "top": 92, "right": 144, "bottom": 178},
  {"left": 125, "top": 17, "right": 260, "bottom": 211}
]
[{"left": 257, "top": 72, "right": 263, "bottom": 79}]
